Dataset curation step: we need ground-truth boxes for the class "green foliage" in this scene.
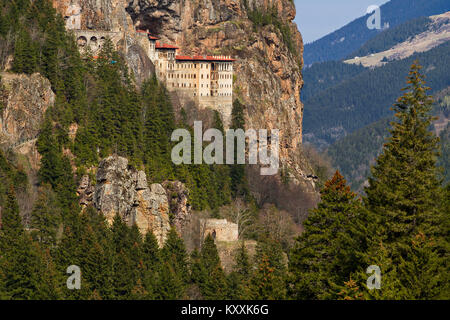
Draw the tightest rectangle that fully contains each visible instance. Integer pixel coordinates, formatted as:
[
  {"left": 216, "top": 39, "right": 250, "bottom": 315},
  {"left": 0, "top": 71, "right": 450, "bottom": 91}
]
[
  {"left": 191, "top": 235, "right": 228, "bottom": 299},
  {"left": 360, "top": 62, "right": 448, "bottom": 299},
  {"left": 438, "top": 121, "right": 450, "bottom": 184},
  {"left": 0, "top": 188, "right": 40, "bottom": 299},
  {"left": 228, "top": 242, "right": 252, "bottom": 299},
  {"left": 304, "top": 42, "right": 450, "bottom": 146},
  {"left": 157, "top": 228, "right": 189, "bottom": 299},
  {"left": 348, "top": 17, "right": 433, "bottom": 58},
  {"left": 29, "top": 185, "right": 62, "bottom": 249},
  {"left": 289, "top": 171, "right": 368, "bottom": 299},
  {"left": 250, "top": 237, "right": 287, "bottom": 299}
]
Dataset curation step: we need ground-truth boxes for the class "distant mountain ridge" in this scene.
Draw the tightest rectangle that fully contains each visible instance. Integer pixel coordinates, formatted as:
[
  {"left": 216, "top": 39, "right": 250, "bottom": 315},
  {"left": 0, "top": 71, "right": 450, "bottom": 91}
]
[
  {"left": 344, "top": 11, "right": 450, "bottom": 67},
  {"left": 303, "top": 41, "right": 450, "bottom": 148},
  {"left": 303, "top": 0, "right": 450, "bottom": 65}
]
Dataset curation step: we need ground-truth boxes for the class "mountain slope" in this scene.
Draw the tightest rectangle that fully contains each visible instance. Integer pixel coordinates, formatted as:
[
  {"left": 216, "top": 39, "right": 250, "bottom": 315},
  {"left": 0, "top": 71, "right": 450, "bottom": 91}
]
[
  {"left": 303, "top": 41, "right": 450, "bottom": 148},
  {"left": 344, "top": 12, "right": 450, "bottom": 67},
  {"left": 326, "top": 87, "right": 450, "bottom": 190},
  {"left": 303, "top": 0, "right": 450, "bottom": 65}
]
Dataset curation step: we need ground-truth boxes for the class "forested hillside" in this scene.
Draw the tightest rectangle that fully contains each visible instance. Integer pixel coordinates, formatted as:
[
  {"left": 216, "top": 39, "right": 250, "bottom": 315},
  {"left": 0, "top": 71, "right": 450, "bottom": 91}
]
[
  {"left": 326, "top": 88, "right": 450, "bottom": 190},
  {"left": 0, "top": 0, "right": 448, "bottom": 301},
  {"left": 347, "top": 16, "right": 433, "bottom": 58},
  {"left": 304, "top": 0, "right": 450, "bottom": 65},
  {"left": 301, "top": 61, "right": 366, "bottom": 102},
  {"left": 303, "top": 41, "right": 450, "bottom": 147}
]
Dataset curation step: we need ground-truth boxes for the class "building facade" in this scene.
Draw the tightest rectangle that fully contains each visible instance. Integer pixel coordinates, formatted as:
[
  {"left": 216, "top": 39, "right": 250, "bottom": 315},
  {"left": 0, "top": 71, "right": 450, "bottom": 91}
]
[{"left": 137, "top": 31, "right": 235, "bottom": 125}]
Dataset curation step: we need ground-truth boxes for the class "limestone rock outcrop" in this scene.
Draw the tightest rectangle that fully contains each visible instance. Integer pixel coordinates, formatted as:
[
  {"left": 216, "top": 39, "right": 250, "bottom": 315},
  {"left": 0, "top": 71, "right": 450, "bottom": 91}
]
[
  {"left": 0, "top": 72, "right": 55, "bottom": 170},
  {"left": 86, "top": 155, "right": 170, "bottom": 246},
  {"left": 162, "top": 180, "right": 192, "bottom": 234}
]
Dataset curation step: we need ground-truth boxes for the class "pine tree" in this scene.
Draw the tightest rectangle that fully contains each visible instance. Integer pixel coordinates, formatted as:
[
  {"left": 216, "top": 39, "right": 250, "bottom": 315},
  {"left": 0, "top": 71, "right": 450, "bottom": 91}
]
[
  {"left": 228, "top": 242, "right": 252, "bottom": 299},
  {"left": 192, "top": 235, "right": 228, "bottom": 299},
  {"left": 362, "top": 62, "right": 447, "bottom": 299},
  {"left": 110, "top": 215, "right": 141, "bottom": 299},
  {"left": 250, "top": 237, "right": 286, "bottom": 300},
  {"left": 230, "top": 99, "right": 248, "bottom": 197},
  {"left": 289, "top": 171, "right": 367, "bottom": 299},
  {"left": 161, "top": 228, "right": 189, "bottom": 286},
  {"left": 0, "top": 187, "right": 39, "bottom": 299},
  {"left": 29, "top": 185, "right": 61, "bottom": 249},
  {"left": 141, "top": 231, "right": 161, "bottom": 299}
]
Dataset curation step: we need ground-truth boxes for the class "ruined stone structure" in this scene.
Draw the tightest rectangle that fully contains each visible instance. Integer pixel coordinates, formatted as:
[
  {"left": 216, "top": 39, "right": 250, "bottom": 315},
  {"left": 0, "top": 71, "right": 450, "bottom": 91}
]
[{"left": 200, "top": 218, "right": 239, "bottom": 242}]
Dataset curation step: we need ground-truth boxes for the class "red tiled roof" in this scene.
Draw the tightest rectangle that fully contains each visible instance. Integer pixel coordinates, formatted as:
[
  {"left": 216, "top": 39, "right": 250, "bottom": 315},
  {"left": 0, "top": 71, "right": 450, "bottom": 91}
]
[
  {"left": 156, "top": 42, "right": 179, "bottom": 49},
  {"left": 175, "top": 55, "right": 236, "bottom": 62}
]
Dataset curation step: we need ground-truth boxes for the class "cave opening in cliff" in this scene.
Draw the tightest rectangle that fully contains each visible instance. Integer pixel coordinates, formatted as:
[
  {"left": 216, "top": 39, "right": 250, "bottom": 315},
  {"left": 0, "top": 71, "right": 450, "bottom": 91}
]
[{"left": 138, "top": 18, "right": 163, "bottom": 38}]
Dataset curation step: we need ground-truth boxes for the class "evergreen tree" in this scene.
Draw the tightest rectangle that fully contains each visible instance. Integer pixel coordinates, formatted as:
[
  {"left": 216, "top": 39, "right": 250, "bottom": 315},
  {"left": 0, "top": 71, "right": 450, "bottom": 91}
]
[
  {"left": 191, "top": 235, "right": 228, "bottom": 299},
  {"left": 228, "top": 242, "right": 252, "bottom": 299},
  {"left": 0, "top": 187, "right": 39, "bottom": 299},
  {"left": 12, "top": 27, "right": 38, "bottom": 74},
  {"left": 29, "top": 185, "right": 61, "bottom": 249},
  {"left": 159, "top": 228, "right": 189, "bottom": 298},
  {"left": 229, "top": 99, "right": 248, "bottom": 197},
  {"left": 362, "top": 62, "right": 447, "bottom": 299},
  {"left": 110, "top": 215, "right": 141, "bottom": 299},
  {"left": 140, "top": 231, "right": 161, "bottom": 299},
  {"left": 250, "top": 237, "right": 286, "bottom": 300},
  {"left": 289, "top": 171, "right": 367, "bottom": 299}
]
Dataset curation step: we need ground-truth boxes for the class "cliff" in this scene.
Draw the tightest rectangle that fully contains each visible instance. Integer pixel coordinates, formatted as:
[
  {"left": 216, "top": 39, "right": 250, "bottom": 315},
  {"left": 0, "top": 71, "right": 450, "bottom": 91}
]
[
  {"left": 127, "top": 0, "right": 306, "bottom": 180},
  {"left": 51, "top": 0, "right": 309, "bottom": 180},
  {"left": 77, "top": 155, "right": 193, "bottom": 246},
  {"left": 0, "top": 72, "right": 55, "bottom": 171}
]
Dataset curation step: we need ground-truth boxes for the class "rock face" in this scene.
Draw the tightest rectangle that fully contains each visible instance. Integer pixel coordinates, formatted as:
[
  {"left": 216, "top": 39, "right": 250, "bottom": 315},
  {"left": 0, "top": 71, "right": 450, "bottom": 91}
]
[
  {"left": 52, "top": 0, "right": 156, "bottom": 86},
  {"left": 0, "top": 72, "right": 55, "bottom": 170},
  {"left": 91, "top": 155, "right": 170, "bottom": 246},
  {"left": 51, "top": 0, "right": 308, "bottom": 180},
  {"left": 162, "top": 180, "right": 192, "bottom": 234}
]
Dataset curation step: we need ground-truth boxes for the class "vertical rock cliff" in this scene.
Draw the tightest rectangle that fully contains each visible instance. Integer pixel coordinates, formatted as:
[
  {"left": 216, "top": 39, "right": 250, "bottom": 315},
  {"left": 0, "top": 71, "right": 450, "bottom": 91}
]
[
  {"left": 51, "top": 0, "right": 308, "bottom": 179},
  {"left": 52, "top": 0, "right": 318, "bottom": 219},
  {"left": 0, "top": 72, "right": 55, "bottom": 171}
]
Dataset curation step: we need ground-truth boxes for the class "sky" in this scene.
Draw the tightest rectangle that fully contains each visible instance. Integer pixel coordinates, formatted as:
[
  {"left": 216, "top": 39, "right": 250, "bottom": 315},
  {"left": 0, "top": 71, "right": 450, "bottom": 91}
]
[{"left": 294, "top": 0, "right": 390, "bottom": 43}]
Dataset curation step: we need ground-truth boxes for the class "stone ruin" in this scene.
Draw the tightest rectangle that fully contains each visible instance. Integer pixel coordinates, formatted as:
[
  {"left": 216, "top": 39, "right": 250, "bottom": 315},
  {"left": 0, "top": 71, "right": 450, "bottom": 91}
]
[{"left": 199, "top": 218, "right": 239, "bottom": 243}]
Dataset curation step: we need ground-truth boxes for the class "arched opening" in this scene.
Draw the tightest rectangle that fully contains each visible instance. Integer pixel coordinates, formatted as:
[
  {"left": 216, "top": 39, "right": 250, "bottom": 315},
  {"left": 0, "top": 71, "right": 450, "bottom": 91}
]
[{"left": 77, "top": 36, "right": 87, "bottom": 47}]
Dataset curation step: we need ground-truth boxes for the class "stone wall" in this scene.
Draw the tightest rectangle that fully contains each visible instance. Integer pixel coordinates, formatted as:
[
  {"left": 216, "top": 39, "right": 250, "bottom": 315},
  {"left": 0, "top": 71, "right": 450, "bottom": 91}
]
[{"left": 200, "top": 218, "right": 239, "bottom": 242}]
